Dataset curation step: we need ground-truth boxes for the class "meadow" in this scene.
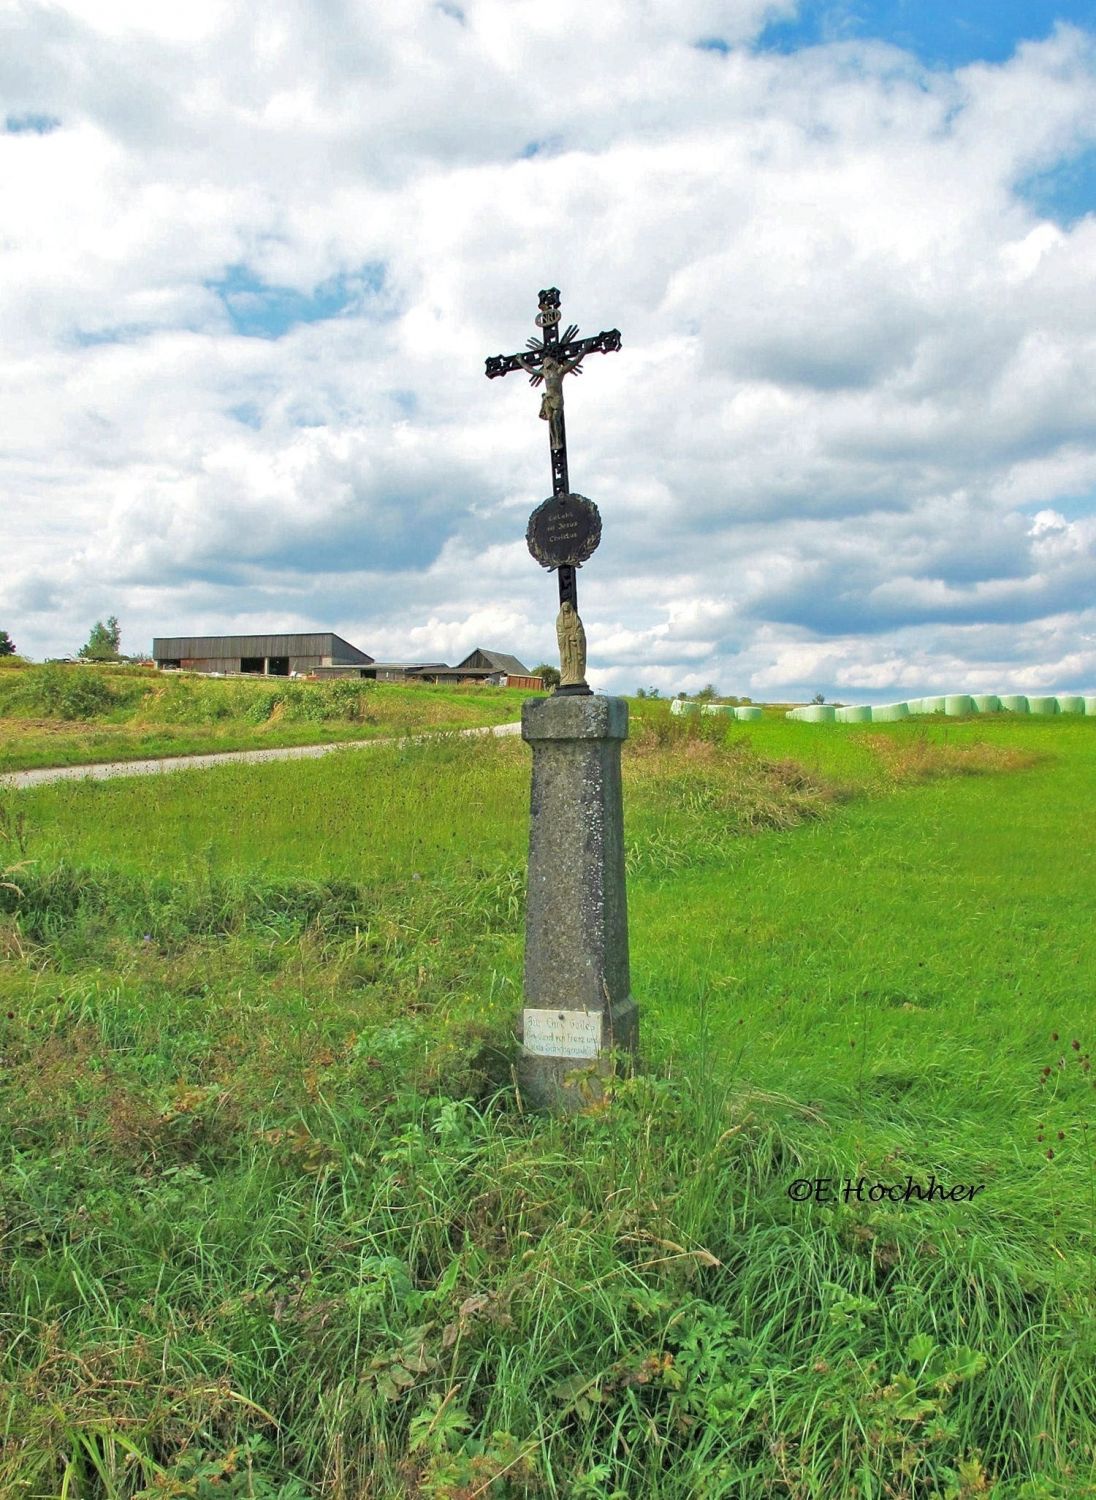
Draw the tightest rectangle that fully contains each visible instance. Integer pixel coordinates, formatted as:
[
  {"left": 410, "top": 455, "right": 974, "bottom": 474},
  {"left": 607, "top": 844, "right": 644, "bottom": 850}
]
[
  {"left": 0, "top": 661, "right": 535, "bottom": 773},
  {"left": 1, "top": 702, "right": 1094, "bottom": 1498}
]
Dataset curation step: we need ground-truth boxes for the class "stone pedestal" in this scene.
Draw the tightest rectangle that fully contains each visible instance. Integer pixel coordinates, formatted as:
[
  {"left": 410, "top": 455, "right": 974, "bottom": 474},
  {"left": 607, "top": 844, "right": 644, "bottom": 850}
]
[{"left": 517, "top": 694, "right": 637, "bottom": 1111}]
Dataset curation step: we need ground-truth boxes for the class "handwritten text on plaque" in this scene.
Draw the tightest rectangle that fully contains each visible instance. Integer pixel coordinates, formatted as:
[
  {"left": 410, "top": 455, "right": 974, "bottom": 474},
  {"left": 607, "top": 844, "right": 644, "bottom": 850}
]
[{"left": 522, "top": 1008, "right": 602, "bottom": 1059}]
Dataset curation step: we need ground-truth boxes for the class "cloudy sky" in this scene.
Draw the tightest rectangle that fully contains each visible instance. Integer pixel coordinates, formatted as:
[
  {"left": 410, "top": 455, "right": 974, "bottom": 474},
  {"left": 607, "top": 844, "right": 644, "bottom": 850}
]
[{"left": 4, "top": 0, "right": 1096, "bottom": 700}]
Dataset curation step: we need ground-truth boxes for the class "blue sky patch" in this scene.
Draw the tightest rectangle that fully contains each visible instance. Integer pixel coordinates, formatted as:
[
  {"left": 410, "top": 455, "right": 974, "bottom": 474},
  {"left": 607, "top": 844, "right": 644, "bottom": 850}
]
[
  {"left": 5, "top": 113, "right": 61, "bottom": 134},
  {"left": 520, "top": 137, "right": 564, "bottom": 159},
  {"left": 695, "top": 37, "right": 731, "bottom": 54},
  {"left": 209, "top": 262, "right": 386, "bottom": 339},
  {"left": 229, "top": 402, "right": 264, "bottom": 429},
  {"left": 755, "top": 1, "right": 1096, "bottom": 69},
  {"left": 73, "top": 326, "right": 137, "bottom": 347},
  {"left": 1017, "top": 144, "right": 1096, "bottom": 225}
]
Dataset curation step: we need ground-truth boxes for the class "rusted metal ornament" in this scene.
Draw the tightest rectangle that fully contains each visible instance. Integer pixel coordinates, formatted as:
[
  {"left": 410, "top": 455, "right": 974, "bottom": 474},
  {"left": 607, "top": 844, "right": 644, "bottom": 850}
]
[{"left": 526, "top": 493, "right": 602, "bottom": 571}]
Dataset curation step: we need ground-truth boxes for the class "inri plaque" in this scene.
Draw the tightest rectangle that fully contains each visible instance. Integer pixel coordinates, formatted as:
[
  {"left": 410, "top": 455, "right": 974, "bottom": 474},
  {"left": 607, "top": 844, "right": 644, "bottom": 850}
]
[
  {"left": 522, "top": 1007, "right": 603, "bottom": 1059},
  {"left": 526, "top": 493, "right": 602, "bottom": 572}
]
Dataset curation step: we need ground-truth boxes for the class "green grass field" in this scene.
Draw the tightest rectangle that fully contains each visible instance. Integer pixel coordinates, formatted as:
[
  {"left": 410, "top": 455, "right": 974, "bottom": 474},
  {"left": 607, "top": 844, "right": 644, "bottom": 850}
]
[
  {"left": 1, "top": 705, "right": 1094, "bottom": 1497},
  {"left": 0, "top": 661, "right": 537, "bottom": 773}
]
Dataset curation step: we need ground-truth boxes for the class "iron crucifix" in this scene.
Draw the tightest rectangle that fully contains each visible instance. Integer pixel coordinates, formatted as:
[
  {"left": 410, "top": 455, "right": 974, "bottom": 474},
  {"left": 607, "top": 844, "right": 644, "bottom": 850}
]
[{"left": 485, "top": 287, "right": 621, "bottom": 610}]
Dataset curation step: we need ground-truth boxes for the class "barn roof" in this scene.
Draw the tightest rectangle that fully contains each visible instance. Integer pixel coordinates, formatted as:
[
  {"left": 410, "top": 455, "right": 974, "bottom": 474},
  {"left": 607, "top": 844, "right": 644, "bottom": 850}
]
[
  {"left": 152, "top": 632, "right": 373, "bottom": 664},
  {"left": 452, "top": 648, "right": 531, "bottom": 676}
]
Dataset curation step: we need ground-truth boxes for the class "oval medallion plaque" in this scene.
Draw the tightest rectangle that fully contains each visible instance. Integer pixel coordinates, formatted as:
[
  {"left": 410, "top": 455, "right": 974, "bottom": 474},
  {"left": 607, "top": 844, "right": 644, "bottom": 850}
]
[{"left": 526, "top": 493, "right": 602, "bottom": 571}]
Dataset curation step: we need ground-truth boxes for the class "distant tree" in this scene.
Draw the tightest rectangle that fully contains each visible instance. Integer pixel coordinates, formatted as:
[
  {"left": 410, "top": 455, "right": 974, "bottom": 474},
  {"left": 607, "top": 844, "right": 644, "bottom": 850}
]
[
  {"left": 0, "top": 630, "right": 15, "bottom": 657},
  {"left": 645, "top": 686, "right": 661, "bottom": 700},
  {"left": 677, "top": 691, "right": 687, "bottom": 700},
  {"left": 811, "top": 692, "right": 826, "bottom": 704},
  {"left": 695, "top": 683, "right": 717, "bottom": 701},
  {"left": 533, "top": 662, "right": 561, "bottom": 690},
  {"left": 77, "top": 615, "right": 122, "bottom": 661}
]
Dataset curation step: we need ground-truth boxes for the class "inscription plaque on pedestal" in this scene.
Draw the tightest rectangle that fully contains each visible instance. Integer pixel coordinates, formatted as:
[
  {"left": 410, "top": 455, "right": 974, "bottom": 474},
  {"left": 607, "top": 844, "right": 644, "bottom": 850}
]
[
  {"left": 526, "top": 493, "right": 602, "bottom": 571},
  {"left": 522, "top": 1007, "right": 603, "bottom": 1060}
]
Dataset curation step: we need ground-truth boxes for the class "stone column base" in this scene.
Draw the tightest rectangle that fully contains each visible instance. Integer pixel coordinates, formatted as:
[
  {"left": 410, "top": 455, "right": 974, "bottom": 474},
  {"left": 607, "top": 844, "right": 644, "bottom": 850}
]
[
  {"left": 515, "top": 995, "right": 638, "bottom": 1113},
  {"left": 517, "top": 694, "right": 636, "bottom": 1112}
]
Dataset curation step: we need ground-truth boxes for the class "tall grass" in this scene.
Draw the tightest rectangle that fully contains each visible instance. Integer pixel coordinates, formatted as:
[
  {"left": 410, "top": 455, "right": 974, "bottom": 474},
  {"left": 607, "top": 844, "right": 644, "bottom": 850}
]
[
  {"left": 6, "top": 1076, "right": 1092, "bottom": 1497},
  {"left": 0, "top": 663, "right": 538, "bottom": 773},
  {"left": 1, "top": 714, "right": 1094, "bottom": 1495}
]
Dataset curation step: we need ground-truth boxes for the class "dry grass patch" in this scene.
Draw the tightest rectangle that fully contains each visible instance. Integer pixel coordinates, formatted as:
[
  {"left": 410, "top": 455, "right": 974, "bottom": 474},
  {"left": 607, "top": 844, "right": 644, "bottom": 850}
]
[
  {"left": 1, "top": 716, "right": 104, "bottom": 735},
  {"left": 628, "top": 738, "right": 848, "bottom": 823},
  {"left": 622, "top": 737, "right": 852, "bottom": 875},
  {"left": 864, "top": 732, "right": 1045, "bottom": 782}
]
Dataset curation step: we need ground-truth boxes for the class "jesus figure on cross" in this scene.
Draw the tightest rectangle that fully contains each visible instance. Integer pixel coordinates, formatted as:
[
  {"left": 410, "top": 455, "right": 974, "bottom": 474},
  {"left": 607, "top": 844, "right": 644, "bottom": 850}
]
[{"left": 537, "top": 351, "right": 584, "bottom": 452}]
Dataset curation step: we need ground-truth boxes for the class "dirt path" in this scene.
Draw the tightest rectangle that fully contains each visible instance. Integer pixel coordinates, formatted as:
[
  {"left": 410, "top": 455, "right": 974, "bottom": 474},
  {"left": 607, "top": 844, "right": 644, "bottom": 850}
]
[{"left": 0, "top": 721, "right": 523, "bottom": 791}]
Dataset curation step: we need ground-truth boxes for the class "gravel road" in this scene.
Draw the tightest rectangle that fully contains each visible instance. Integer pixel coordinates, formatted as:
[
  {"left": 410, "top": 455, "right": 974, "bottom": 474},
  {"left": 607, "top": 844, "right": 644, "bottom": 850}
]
[{"left": 0, "top": 720, "right": 523, "bottom": 791}]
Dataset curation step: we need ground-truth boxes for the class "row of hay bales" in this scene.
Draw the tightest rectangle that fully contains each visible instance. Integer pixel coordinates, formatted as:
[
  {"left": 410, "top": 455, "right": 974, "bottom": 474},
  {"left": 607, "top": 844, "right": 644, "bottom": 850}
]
[
  {"left": 786, "top": 694, "right": 1096, "bottom": 724},
  {"left": 670, "top": 700, "right": 765, "bottom": 721}
]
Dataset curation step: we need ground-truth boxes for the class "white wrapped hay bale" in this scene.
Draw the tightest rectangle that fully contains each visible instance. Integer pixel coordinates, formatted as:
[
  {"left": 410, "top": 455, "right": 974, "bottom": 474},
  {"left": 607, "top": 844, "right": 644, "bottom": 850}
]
[
  {"left": 871, "top": 702, "right": 910, "bottom": 722},
  {"left": 944, "top": 694, "right": 974, "bottom": 716}
]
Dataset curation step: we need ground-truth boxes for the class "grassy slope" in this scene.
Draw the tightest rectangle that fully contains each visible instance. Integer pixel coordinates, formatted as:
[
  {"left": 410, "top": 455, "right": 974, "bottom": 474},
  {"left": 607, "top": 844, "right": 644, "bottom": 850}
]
[
  {"left": 1, "top": 711, "right": 1094, "bottom": 1497},
  {"left": 0, "top": 661, "right": 535, "bottom": 772}
]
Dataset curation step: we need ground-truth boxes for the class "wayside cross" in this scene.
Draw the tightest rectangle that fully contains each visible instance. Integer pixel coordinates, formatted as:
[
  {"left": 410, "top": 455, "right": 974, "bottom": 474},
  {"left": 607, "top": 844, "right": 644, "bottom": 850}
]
[{"left": 485, "top": 288, "right": 621, "bottom": 614}]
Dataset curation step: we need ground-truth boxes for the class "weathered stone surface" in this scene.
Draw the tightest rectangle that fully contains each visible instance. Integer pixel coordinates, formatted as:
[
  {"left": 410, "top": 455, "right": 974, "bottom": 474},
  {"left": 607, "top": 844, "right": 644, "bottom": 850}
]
[{"left": 517, "top": 694, "right": 636, "bottom": 1110}]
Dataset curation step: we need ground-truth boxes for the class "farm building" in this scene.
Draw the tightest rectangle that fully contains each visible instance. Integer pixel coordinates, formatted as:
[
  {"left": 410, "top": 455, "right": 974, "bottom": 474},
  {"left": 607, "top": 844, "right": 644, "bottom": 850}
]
[
  {"left": 311, "top": 660, "right": 449, "bottom": 682},
  {"left": 309, "top": 649, "right": 539, "bottom": 687},
  {"left": 153, "top": 633, "right": 373, "bottom": 677},
  {"left": 441, "top": 649, "right": 535, "bottom": 685},
  {"left": 153, "top": 635, "right": 542, "bottom": 689}
]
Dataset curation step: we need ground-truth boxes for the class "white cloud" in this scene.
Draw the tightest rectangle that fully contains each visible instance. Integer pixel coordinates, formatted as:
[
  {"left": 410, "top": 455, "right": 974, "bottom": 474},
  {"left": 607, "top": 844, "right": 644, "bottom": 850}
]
[{"left": 2, "top": 3, "right": 1096, "bottom": 699}]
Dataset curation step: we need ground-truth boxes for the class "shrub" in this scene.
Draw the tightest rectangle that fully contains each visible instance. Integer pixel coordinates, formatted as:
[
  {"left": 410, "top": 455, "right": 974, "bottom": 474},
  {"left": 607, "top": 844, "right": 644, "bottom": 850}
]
[{"left": 0, "top": 665, "right": 120, "bottom": 720}]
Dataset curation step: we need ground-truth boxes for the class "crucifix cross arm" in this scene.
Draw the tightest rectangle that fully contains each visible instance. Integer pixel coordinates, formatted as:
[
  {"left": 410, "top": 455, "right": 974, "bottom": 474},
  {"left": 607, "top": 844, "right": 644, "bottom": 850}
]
[
  {"left": 484, "top": 326, "right": 622, "bottom": 380},
  {"left": 555, "top": 327, "right": 622, "bottom": 364}
]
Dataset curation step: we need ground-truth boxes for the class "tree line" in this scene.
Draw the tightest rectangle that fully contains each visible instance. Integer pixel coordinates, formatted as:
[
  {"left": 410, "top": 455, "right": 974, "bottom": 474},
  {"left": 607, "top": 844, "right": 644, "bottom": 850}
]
[{"left": 0, "top": 616, "right": 138, "bottom": 664}]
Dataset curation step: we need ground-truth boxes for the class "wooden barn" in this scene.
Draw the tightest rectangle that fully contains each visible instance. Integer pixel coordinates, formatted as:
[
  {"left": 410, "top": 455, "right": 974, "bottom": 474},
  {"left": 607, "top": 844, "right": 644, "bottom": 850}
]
[
  {"left": 153, "top": 633, "right": 373, "bottom": 677},
  {"left": 433, "top": 649, "right": 539, "bottom": 687}
]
